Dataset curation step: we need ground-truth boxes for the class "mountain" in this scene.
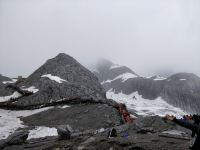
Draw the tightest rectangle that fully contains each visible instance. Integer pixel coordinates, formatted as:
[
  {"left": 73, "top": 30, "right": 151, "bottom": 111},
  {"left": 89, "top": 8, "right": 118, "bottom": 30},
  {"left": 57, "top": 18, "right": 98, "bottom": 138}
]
[
  {"left": 93, "top": 59, "right": 200, "bottom": 114},
  {"left": 0, "top": 74, "right": 11, "bottom": 83},
  {"left": 0, "top": 55, "right": 196, "bottom": 150},
  {"left": 94, "top": 58, "right": 139, "bottom": 84},
  {"left": 0, "top": 53, "right": 106, "bottom": 107},
  {"left": 0, "top": 74, "right": 14, "bottom": 97}
]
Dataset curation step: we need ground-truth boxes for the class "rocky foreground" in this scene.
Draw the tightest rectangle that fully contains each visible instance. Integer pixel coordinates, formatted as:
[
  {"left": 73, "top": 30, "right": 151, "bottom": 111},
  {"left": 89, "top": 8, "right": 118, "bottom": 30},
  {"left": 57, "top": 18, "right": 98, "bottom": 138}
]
[
  {"left": 0, "top": 101, "right": 193, "bottom": 150},
  {"left": 1, "top": 112, "right": 191, "bottom": 150}
]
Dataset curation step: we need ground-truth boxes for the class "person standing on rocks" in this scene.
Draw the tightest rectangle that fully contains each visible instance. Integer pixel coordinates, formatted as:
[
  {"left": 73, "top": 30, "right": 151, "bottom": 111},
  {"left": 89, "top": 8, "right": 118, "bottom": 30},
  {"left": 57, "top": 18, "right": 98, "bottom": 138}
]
[{"left": 165, "top": 114, "right": 200, "bottom": 150}]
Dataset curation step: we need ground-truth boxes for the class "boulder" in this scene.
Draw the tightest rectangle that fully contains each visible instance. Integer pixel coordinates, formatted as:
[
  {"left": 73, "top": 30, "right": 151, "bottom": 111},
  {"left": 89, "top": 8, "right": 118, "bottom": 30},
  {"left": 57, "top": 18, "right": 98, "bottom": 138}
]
[
  {"left": 5, "top": 130, "right": 29, "bottom": 145},
  {"left": 57, "top": 125, "right": 71, "bottom": 140}
]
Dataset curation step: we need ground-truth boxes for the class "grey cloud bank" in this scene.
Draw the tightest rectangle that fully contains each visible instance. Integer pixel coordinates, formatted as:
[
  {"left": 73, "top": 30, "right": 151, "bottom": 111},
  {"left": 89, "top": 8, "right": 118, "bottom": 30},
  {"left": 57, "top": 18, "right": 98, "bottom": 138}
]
[{"left": 0, "top": 0, "right": 200, "bottom": 77}]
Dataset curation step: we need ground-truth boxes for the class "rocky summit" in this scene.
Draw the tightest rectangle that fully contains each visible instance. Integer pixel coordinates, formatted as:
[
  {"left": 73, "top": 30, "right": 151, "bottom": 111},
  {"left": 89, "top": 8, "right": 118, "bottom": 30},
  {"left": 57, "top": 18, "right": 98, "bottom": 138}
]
[{"left": 0, "top": 53, "right": 106, "bottom": 108}]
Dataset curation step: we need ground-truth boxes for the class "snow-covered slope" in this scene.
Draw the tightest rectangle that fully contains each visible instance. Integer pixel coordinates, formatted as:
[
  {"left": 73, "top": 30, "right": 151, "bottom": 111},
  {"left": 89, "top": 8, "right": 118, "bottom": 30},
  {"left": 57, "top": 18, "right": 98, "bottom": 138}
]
[{"left": 107, "top": 89, "right": 186, "bottom": 117}]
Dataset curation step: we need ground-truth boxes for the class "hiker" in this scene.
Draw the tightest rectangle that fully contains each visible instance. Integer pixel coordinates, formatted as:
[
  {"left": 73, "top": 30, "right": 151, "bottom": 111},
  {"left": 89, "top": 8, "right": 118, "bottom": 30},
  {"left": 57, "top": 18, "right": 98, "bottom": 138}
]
[
  {"left": 117, "top": 103, "right": 134, "bottom": 123},
  {"left": 165, "top": 114, "right": 200, "bottom": 150}
]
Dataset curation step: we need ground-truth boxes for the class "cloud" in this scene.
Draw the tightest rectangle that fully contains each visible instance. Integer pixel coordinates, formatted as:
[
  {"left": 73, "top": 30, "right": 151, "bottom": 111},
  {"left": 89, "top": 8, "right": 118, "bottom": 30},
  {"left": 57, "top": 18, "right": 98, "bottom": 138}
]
[{"left": 0, "top": 0, "right": 200, "bottom": 77}]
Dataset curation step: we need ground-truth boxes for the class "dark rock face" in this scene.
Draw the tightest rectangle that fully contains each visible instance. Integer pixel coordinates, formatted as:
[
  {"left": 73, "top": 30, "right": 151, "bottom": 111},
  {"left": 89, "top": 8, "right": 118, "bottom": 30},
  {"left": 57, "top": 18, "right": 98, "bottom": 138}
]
[
  {"left": 94, "top": 59, "right": 200, "bottom": 113},
  {"left": 0, "top": 130, "right": 29, "bottom": 149},
  {"left": 0, "top": 74, "right": 12, "bottom": 96},
  {"left": 3, "top": 53, "right": 106, "bottom": 107},
  {"left": 161, "top": 73, "right": 200, "bottom": 113},
  {"left": 0, "top": 74, "right": 11, "bottom": 83}
]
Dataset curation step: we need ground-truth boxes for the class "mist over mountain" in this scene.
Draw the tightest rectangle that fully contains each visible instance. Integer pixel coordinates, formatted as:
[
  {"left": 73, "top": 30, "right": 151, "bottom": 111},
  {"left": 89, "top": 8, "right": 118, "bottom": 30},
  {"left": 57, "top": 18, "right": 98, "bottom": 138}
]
[{"left": 93, "top": 58, "right": 200, "bottom": 114}]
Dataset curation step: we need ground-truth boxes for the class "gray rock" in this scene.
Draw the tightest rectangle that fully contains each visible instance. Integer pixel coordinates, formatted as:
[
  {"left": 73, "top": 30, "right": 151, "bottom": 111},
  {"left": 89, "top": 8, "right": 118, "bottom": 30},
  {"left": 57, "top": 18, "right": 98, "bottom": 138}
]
[
  {"left": 0, "top": 139, "right": 7, "bottom": 149},
  {"left": 5, "top": 130, "right": 29, "bottom": 145},
  {"left": 57, "top": 125, "right": 71, "bottom": 140}
]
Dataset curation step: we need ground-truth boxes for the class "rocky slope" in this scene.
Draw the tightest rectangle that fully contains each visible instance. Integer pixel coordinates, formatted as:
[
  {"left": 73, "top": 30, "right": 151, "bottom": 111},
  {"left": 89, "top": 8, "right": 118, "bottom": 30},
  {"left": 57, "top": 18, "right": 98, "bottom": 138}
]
[
  {"left": 93, "top": 59, "right": 200, "bottom": 114},
  {"left": 0, "top": 53, "right": 106, "bottom": 107},
  {"left": 0, "top": 75, "right": 13, "bottom": 97}
]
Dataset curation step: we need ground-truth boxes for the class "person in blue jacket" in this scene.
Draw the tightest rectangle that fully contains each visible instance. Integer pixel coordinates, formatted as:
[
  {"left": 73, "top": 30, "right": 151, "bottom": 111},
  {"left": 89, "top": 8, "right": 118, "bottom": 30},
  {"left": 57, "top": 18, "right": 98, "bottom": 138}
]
[{"left": 165, "top": 115, "right": 200, "bottom": 150}]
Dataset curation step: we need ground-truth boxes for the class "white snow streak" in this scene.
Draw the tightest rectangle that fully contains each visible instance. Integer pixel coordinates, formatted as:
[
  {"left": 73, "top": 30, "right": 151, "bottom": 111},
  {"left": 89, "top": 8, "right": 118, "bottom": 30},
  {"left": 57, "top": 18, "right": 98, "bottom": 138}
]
[
  {"left": 179, "top": 79, "right": 187, "bottom": 81},
  {"left": 22, "top": 86, "right": 39, "bottom": 93},
  {"left": 153, "top": 76, "right": 167, "bottom": 81},
  {"left": 41, "top": 74, "right": 67, "bottom": 83},
  {"left": 110, "top": 64, "right": 122, "bottom": 69},
  {"left": 2, "top": 79, "right": 17, "bottom": 84},
  {"left": 101, "top": 72, "right": 138, "bottom": 84}
]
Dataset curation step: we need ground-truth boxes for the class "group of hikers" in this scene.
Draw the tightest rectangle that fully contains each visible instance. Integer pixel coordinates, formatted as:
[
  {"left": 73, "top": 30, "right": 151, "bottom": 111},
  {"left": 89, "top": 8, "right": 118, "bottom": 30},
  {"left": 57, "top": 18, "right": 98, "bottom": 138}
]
[
  {"left": 111, "top": 102, "right": 200, "bottom": 150},
  {"left": 165, "top": 114, "right": 200, "bottom": 150}
]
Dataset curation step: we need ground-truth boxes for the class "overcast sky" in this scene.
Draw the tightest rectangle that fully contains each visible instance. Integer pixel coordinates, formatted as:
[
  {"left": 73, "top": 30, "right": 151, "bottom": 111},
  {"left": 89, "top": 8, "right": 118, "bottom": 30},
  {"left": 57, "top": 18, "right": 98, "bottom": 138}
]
[{"left": 0, "top": 0, "right": 200, "bottom": 77}]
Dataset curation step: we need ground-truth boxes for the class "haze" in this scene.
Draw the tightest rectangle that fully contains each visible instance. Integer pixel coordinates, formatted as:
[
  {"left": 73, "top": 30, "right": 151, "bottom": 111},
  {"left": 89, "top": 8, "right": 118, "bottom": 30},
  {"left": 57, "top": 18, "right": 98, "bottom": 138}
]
[{"left": 0, "top": 0, "right": 200, "bottom": 78}]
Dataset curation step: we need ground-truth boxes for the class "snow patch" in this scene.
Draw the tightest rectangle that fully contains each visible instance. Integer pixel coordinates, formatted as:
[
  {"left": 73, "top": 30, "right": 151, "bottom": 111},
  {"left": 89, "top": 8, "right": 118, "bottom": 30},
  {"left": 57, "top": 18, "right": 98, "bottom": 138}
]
[
  {"left": 2, "top": 79, "right": 17, "bottom": 84},
  {"left": 28, "top": 126, "right": 58, "bottom": 140},
  {"left": 58, "top": 105, "right": 70, "bottom": 109},
  {"left": 41, "top": 74, "right": 67, "bottom": 83},
  {"left": 153, "top": 76, "right": 167, "bottom": 81},
  {"left": 0, "top": 107, "right": 53, "bottom": 140},
  {"left": 101, "top": 72, "right": 137, "bottom": 84},
  {"left": 0, "top": 86, "right": 39, "bottom": 103},
  {"left": 0, "top": 92, "right": 22, "bottom": 102},
  {"left": 179, "top": 79, "right": 187, "bottom": 81},
  {"left": 22, "top": 86, "right": 39, "bottom": 93},
  {"left": 106, "top": 89, "right": 186, "bottom": 117},
  {"left": 110, "top": 64, "right": 122, "bottom": 69}
]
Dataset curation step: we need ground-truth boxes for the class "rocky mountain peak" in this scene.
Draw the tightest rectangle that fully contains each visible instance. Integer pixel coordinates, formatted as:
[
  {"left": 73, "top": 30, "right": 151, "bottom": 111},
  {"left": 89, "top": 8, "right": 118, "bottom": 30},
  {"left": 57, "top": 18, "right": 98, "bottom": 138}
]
[{"left": 1, "top": 53, "right": 106, "bottom": 107}]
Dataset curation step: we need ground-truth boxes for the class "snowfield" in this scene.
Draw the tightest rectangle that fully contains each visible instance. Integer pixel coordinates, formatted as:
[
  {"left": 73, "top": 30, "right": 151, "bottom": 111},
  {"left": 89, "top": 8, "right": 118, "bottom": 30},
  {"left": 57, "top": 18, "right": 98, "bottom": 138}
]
[
  {"left": 0, "top": 107, "right": 54, "bottom": 140},
  {"left": 106, "top": 89, "right": 187, "bottom": 117},
  {"left": 41, "top": 74, "right": 67, "bottom": 83}
]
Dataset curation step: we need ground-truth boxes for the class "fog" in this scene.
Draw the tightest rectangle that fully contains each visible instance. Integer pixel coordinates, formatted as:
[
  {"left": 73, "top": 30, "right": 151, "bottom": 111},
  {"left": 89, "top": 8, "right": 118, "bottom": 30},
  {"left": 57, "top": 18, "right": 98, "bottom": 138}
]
[{"left": 0, "top": 0, "right": 200, "bottom": 77}]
